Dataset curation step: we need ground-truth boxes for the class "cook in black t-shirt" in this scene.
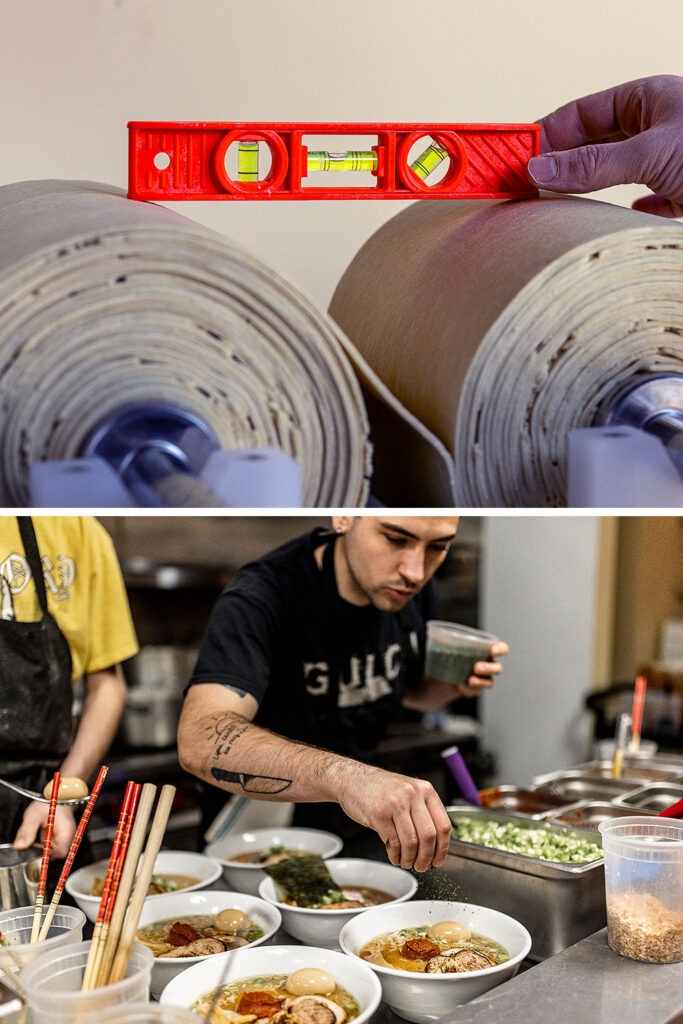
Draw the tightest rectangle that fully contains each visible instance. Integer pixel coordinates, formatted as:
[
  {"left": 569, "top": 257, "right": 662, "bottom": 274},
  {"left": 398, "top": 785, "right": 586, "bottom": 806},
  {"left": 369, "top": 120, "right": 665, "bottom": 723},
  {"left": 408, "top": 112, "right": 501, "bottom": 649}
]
[{"left": 180, "top": 516, "right": 507, "bottom": 872}]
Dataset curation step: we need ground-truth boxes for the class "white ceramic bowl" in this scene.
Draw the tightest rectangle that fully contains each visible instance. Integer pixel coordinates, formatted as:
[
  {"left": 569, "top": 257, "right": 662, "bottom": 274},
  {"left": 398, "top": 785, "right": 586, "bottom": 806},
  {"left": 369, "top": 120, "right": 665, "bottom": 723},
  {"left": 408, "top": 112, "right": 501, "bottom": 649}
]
[
  {"left": 136, "top": 889, "right": 282, "bottom": 998},
  {"left": 338, "top": 899, "right": 532, "bottom": 1023},
  {"left": 258, "top": 857, "right": 418, "bottom": 949},
  {"left": 159, "top": 942, "right": 382, "bottom": 1024},
  {"left": 65, "top": 850, "right": 223, "bottom": 923},
  {"left": 205, "top": 827, "right": 343, "bottom": 896}
]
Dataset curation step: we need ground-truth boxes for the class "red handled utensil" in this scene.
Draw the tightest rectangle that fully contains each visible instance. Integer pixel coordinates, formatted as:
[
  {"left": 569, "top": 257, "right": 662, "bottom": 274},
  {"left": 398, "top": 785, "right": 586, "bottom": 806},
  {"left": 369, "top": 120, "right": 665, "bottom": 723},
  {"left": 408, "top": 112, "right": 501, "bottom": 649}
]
[{"left": 658, "top": 797, "right": 683, "bottom": 818}]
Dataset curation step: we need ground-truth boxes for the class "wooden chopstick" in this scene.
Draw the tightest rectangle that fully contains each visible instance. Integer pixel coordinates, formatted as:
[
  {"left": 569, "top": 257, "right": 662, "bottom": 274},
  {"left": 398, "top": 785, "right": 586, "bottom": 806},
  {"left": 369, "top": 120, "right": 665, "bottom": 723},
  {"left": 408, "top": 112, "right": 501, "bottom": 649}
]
[
  {"left": 81, "top": 781, "right": 140, "bottom": 990},
  {"left": 38, "top": 765, "right": 109, "bottom": 942},
  {"left": 95, "top": 782, "right": 157, "bottom": 988},
  {"left": 107, "top": 784, "right": 176, "bottom": 985},
  {"left": 30, "top": 770, "right": 60, "bottom": 943}
]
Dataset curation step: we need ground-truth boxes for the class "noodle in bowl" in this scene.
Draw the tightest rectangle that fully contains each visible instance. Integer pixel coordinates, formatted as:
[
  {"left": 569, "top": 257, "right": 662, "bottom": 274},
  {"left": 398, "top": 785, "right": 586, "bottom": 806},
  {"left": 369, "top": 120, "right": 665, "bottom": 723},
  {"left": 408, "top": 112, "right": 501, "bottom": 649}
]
[
  {"left": 338, "top": 900, "right": 531, "bottom": 1023},
  {"left": 135, "top": 890, "right": 281, "bottom": 998},
  {"left": 159, "top": 943, "right": 382, "bottom": 1024}
]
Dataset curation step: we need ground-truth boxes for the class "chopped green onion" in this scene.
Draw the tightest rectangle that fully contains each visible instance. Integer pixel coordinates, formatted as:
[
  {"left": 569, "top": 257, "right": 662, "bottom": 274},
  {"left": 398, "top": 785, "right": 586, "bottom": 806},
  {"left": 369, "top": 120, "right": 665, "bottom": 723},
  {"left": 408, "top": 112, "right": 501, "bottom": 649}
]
[{"left": 452, "top": 818, "right": 602, "bottom": 863}]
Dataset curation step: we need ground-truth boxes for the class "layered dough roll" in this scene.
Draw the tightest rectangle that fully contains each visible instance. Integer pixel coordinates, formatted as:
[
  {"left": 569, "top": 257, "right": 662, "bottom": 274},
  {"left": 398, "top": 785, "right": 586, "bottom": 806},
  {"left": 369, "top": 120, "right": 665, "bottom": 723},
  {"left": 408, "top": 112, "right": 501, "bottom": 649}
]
[
  {"left": 329, "top": 195, "right": 683, "bottom": 507},
  {"left": 0, "top": 180, "right": 372, "bottom": 507}
]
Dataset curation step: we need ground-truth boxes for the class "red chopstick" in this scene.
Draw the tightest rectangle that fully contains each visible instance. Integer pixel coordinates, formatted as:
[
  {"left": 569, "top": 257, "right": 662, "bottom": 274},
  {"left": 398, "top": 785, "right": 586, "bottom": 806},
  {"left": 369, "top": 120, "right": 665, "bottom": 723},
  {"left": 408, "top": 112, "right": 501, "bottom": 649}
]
[
  {"left": 30, "top": 770, "right": 60, "bottom": 943},
  {"left": 82, "top": 780, "right": 141, "bottom": 990},
  {"left": 95, "top": 782, "right": 141, "bottom": 928},
  {"left": 658, "top": 797, "right": 683, "bottom": 818},
  {"left": 629, "top": 675, "right": 647, "bottom": 751},
  {"left": 38, "top": 765, "right": 109, "bottom": 942}
]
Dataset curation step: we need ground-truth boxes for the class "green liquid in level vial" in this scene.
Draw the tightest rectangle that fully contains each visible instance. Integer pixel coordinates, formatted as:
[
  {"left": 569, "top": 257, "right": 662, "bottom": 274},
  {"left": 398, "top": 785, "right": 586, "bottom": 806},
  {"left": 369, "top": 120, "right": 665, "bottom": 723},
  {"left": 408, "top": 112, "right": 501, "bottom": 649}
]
[
  {"left": 237, "top": 141, "right": 260, "bottom": 181},
  {"left": 306, "top": 150, "right": 379, "bottom": 172},
  {"left": 410, "top": 142, "right": 448, "bottom": 179},
  {"left": 237, "top": 139, "right": 449, "bottom": 183}
]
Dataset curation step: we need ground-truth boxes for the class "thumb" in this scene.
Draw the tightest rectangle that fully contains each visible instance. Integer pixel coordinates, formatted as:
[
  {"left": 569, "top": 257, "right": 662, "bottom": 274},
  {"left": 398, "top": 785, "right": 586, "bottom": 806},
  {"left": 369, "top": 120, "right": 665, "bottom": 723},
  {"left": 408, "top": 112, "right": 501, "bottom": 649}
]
[
  {"left": 528, "top": 136, "right": 649, "bottom": 195},
  {"left": 13, "top": 802, "right": 44, "bottom": 849},
  {"left": 13, "top": 819, "right": 39, "bottom": 849}
]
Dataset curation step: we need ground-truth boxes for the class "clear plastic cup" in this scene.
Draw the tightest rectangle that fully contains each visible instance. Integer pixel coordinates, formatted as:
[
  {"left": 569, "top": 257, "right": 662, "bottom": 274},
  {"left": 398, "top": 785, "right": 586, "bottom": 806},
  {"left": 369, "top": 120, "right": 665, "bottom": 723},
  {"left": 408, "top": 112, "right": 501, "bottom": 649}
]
[
  {"left": 598, "top": 816, "right": 683, "bottom": 963},
  {"left": 0, "top": 904, "right": 85, "bottom": 975},
  {"left": 19, "top": 940, "right": 153, "bottom": 1023},
  {"left": 80, "top": 1004, "right": 198, "bottom": 1024},
  {"left": 425, "top": 620, "right": 498, "bottom": 686}
]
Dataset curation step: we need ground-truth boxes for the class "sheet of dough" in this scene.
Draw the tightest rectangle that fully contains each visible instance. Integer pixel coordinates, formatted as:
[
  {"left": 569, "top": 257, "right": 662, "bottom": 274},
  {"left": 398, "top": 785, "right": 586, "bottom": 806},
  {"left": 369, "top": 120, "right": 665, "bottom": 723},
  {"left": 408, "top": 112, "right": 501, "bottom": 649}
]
[
  {"left": 0, "top": 179, "right": 378, "bottom": 507},
  {"left": 329, "top": 195, "right": 683, "bottom": 507}
]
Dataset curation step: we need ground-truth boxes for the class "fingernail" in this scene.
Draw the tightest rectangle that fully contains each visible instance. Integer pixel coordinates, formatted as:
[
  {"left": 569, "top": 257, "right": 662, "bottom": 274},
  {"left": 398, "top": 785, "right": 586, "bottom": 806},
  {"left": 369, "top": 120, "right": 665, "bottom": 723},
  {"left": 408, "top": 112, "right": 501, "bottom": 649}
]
[{"left": 528, "top": 155, "right": 558, "bottom": 184}]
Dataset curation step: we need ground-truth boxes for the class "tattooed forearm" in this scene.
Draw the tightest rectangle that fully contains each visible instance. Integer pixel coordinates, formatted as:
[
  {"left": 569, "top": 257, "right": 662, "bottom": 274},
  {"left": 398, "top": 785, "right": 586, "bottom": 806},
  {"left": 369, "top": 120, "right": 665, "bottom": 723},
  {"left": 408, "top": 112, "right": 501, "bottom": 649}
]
[
  {"left": 211, "top": 766, "right": 292, "bottom": 794},
  {"left": 207, "top": 714, "right": 250, "bottom": 759}
]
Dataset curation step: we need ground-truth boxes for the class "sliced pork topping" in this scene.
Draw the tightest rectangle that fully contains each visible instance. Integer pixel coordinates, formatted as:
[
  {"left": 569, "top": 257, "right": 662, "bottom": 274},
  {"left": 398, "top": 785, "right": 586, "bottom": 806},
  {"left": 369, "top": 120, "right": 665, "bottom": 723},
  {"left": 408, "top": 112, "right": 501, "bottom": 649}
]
[{"left": 288, "top": 995, "right": 347, "bottom": 1024}]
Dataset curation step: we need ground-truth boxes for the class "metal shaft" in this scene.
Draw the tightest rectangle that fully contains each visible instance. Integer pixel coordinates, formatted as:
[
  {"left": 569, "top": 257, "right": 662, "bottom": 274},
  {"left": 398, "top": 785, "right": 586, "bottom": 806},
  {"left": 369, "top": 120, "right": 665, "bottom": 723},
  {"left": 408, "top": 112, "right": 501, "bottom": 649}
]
[
  {"left": 82, "top": 404, "right": 223, "bottom": 507},
  {"left": 601, "top": 375, "right": 683, "bottom": 480}
]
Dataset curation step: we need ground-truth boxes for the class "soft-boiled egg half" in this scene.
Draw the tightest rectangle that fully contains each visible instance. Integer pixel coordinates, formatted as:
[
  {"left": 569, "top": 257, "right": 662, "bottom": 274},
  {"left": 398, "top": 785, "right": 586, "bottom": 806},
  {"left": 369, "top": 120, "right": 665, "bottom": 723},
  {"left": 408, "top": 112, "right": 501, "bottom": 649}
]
[
  {"left": 214, "top": 908, "right": 250, "bottom": 933},
  {"left": 43, "top": 777, "right": 89, "bottom": 801},
  {"left": 286, "top": 968, "right": 336, "bottom": 996},
  {"left": 427, "top": 920, "right": 472, "bottom": 942}
]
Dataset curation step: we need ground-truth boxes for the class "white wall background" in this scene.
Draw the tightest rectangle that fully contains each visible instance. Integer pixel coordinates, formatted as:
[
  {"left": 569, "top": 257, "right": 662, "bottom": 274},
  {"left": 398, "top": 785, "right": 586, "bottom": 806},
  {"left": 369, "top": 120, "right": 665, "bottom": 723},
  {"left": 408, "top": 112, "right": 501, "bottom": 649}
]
[
  {"left": 479, "top": 516, "right": 604, "bottom": 784},
  {"left": 3, "top": 0, "right": 681, "bottom": 310}
]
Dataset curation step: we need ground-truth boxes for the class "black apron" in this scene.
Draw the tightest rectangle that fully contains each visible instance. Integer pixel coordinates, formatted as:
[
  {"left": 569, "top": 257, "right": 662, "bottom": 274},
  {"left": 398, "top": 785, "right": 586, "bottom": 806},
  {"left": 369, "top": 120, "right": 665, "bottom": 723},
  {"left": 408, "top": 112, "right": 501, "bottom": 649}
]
[{"left": 0, "top": 517, "right": 74, "bottom": 844}]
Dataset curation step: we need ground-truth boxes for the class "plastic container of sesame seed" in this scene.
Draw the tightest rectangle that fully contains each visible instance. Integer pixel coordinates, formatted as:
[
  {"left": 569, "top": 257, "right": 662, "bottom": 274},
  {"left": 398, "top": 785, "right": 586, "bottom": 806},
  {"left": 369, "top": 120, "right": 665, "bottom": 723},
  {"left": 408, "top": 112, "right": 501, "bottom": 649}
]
[{"left": 598, "top": 816, "right": 683, "bottom": 962}]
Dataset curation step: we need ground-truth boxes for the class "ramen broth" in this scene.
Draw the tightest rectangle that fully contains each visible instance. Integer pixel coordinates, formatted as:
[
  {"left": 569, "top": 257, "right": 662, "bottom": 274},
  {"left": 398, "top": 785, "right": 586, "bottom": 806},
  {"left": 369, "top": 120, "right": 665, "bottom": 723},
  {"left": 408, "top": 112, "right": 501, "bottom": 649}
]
[
  {"left": 193, "top": 973, "right": 360, "bottom": 1020},
  {"left": 230, "top": 846, "right": 314, "bottom": 865},
  {"left": 283, "top": 885, "right": 393, "bottom": 909},
  {"left": 89, "top": 872, "right": 200, "bottom": 897},
  {"left": 138, "top": 910, "right": 263, "bottom": 957},
  {"left": 360, "top": 923, "right": 509, "bottom": 973}
]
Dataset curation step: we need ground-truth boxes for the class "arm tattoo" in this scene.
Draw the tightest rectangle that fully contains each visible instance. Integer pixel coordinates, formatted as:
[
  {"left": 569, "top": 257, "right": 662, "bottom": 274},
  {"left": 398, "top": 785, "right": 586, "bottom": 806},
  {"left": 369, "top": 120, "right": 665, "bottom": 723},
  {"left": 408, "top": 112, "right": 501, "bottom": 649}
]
[
  {"left": 211, "top": 766, "right": 292, "bottom": 794},
  {"left": 207, "top": 714, "right": 249, "bottom": 759},
  {"left": 207, "top": 710, "right": 292, "bottom": 793}
]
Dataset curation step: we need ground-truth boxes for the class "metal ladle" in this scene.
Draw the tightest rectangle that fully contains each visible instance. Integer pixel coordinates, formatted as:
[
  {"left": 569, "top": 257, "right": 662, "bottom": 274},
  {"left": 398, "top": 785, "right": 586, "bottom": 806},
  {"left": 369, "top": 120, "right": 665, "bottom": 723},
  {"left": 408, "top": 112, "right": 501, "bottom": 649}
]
[{"left": 0, "top": 777, "right": 90, "bottom": 806}]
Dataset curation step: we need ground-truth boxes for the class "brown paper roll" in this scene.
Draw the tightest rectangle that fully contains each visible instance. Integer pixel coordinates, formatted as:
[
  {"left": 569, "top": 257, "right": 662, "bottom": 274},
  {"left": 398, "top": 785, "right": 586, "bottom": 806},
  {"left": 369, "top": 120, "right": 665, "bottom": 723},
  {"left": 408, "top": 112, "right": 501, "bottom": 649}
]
[
  {"left": 329, "top": 195, "right": 683, "bottom": 507},
  {"left": 0, "top": 180, "right": 373, "bottom": 507}
]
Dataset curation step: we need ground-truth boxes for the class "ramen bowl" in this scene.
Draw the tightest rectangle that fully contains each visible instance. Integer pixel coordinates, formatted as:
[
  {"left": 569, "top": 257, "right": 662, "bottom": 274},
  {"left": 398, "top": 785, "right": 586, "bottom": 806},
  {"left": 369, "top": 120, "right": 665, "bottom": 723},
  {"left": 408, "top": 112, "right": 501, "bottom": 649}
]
[
  {"left": 338, "top": 899, "right": 531, "bottom": 1023},
  {"left": 205, "top": 826, "right": 343, "bottom": 896},
  {"left": 65, "top": 850, "right": 223, "bottom": 923},
  {"left": 258, "top": 857, "right": 418, "bottom": 949},
  {"left": 159, "top": 942, "right": 382, "bottom": 1024},
  {"left": 136, "top": 889, "right": 282, "bottom": 997}
]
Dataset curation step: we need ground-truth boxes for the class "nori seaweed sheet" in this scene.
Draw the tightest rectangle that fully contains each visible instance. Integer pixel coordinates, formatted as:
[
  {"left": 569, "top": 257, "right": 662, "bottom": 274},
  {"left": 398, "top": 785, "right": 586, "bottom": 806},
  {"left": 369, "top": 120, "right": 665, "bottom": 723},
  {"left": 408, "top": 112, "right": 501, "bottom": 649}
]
[{"left": 263, "top": 854, "right": 344, "bottom": 906}]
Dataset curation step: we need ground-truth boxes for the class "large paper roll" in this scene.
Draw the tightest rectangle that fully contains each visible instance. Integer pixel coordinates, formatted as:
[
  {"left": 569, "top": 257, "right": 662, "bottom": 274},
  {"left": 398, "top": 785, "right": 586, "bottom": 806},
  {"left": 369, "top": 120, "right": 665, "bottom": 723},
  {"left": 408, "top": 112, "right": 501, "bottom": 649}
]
[
  {"left": 0, "top": 180, "right": 372, "bottom": 507},
  {"left": 329, "top": 195, "right": 683, "bottom": 507}
]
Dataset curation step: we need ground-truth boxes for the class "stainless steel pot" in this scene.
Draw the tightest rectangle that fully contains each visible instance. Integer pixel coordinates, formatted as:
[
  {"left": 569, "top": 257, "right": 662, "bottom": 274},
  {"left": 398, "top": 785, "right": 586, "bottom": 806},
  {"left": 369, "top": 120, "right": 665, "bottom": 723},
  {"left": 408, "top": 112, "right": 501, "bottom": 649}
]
[
  {"left": 120, "top": 688, "right": 182, "bottom": 749},
  {"left": 0, "top": 844, "right": 40, "bottom": 909}
]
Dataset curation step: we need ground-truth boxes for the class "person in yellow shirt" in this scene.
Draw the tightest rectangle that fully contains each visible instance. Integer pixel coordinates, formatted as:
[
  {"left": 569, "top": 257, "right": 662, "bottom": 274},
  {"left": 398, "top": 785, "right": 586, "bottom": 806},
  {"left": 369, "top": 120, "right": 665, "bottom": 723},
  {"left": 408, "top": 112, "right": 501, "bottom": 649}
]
[{"left": 0, "top": 516, "right": 138, "bottom": 859}]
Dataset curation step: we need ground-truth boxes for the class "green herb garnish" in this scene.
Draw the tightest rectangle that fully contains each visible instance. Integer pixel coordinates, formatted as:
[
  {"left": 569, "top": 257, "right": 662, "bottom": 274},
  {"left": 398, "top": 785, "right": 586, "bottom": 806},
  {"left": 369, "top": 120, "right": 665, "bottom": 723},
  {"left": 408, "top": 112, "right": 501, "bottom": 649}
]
[
  {"left": 257, "top": 845, "right": 286, "bottom": 862},
  {"left": 451, "top": 818, "right": 602, "bottom": 863}
]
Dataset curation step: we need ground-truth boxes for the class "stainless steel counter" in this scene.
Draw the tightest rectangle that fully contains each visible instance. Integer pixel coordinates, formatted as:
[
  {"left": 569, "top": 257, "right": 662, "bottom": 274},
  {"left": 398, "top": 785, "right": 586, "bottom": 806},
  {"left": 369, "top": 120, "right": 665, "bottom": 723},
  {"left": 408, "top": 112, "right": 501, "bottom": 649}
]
[{"left": 374, "top": 928, "right": 683, "bottom": 1024}]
